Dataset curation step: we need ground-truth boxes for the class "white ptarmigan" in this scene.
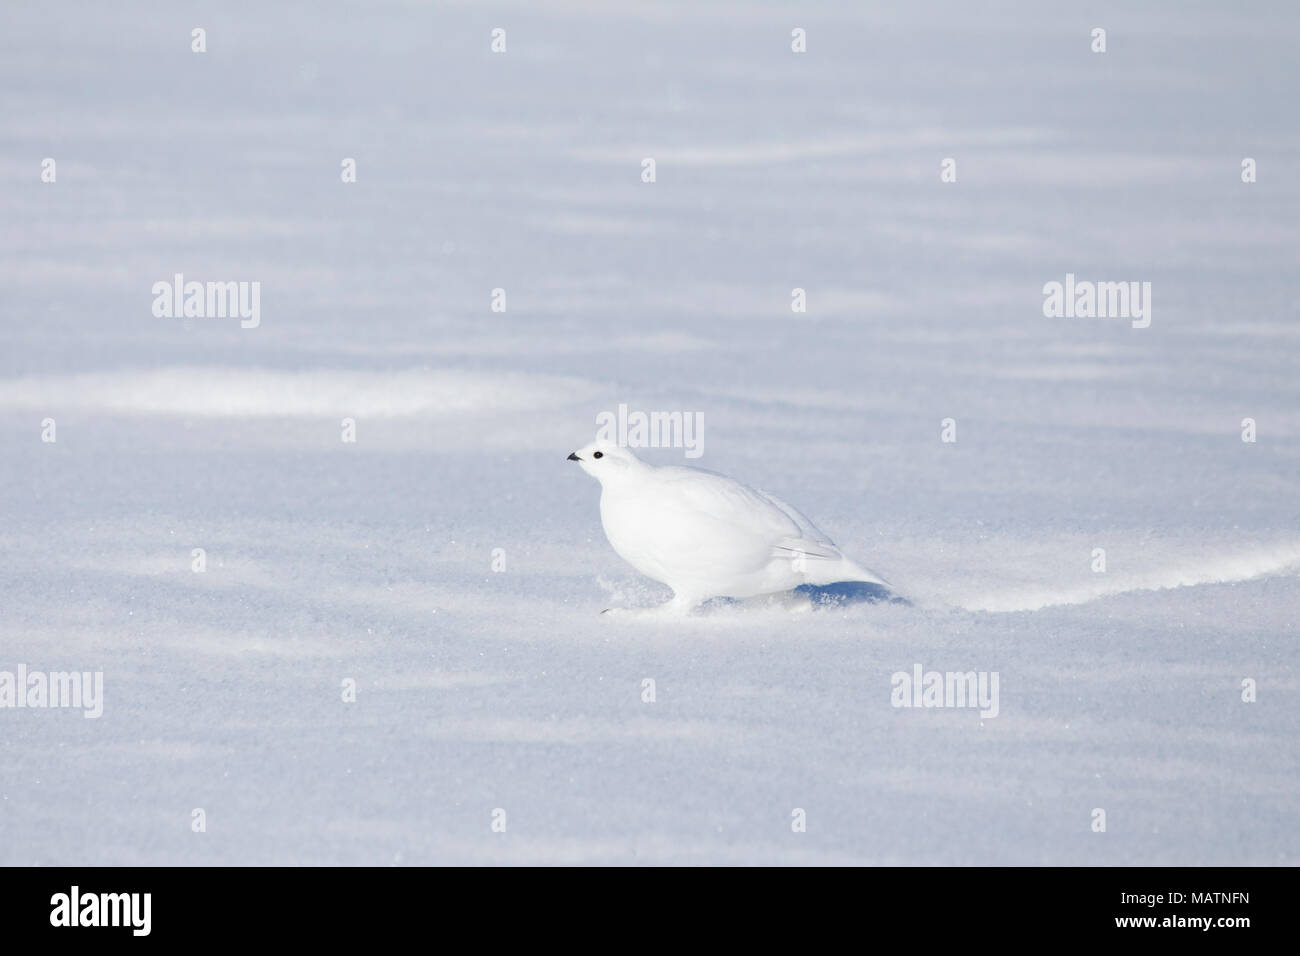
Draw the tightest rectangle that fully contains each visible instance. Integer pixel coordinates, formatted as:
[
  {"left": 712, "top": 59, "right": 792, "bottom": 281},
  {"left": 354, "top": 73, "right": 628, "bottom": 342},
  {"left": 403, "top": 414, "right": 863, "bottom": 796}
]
[{"left": 567, "top": 441, "right": 894, "bottom": 612}]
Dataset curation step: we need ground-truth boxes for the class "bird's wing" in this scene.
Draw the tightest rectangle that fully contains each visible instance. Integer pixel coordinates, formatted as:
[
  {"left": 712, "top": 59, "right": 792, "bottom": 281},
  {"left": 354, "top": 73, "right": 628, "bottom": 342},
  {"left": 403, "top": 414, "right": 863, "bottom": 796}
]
[
  {"left": 648, "top": 466, "right": 890, "bottom": 587},
  {"left": 754, "top": 489, "right": 840, "bottom": 554},
  {"left": 655, "top": 468, "right": 805, "bottom": 537},
  {"left": 765, "top": 491, "right": 891, "bottom": 586},
  {"left": 655, "top": 468, "right": 840, "bottom": 556}
]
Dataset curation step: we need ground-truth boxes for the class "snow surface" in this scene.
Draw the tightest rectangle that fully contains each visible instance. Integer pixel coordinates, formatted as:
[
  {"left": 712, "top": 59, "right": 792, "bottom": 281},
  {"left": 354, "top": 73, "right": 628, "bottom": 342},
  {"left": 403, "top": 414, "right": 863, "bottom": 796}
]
[{"left": 1, "top": 0, "right": 1297, "bottom": 864}]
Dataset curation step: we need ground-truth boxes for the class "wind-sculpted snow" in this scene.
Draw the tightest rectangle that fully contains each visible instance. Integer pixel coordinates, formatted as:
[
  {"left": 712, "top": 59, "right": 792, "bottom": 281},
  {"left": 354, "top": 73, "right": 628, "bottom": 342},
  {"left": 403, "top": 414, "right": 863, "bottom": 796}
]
[
  {"left": 0, "top": 367, "right": 600, "bottom": 419},
  {"left": 0, "top": 0, "right": 1297, "bottom": 865}
]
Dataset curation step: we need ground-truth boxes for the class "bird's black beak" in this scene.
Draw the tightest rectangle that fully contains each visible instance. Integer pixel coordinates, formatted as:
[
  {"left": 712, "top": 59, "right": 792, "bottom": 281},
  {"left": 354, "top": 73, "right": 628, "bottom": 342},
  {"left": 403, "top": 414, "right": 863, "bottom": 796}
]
[{"left": 567, "top": 452, "right": 581, "bottom": 461}]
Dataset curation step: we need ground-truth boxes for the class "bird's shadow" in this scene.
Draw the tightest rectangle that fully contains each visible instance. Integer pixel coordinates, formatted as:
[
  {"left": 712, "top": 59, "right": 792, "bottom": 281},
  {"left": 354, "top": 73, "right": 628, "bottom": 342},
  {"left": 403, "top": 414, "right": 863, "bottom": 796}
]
[
  {"left": 698, "top": 581, "right": 910, "bottom": 612},
  {"left": 795, "top": 581, "right": 911, "bottom": 607}
]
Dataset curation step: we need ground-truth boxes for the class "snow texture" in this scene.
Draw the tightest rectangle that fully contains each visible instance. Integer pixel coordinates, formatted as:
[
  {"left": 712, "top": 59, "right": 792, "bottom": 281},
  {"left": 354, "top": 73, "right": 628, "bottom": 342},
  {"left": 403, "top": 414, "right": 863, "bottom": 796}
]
[{"left": 1, "top": 0, "right": 1297, "bottom": 864}]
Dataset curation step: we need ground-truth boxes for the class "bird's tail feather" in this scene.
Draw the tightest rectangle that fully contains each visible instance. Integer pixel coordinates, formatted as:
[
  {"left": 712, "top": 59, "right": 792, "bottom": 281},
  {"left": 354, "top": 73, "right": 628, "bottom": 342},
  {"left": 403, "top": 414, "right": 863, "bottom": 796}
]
[
  {"left": 819, "top": 556, "right": 891, "bottom": 590},
  {"left": 775, "top": 542, "right": 893, "bottom": 590}
]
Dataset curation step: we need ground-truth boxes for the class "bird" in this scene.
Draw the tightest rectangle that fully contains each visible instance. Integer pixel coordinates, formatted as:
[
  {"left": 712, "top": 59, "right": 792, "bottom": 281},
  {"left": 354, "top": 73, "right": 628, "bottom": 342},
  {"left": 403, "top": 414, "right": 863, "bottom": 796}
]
[{"left": 567, "top": 440, "right": 895, "bottom": 612}]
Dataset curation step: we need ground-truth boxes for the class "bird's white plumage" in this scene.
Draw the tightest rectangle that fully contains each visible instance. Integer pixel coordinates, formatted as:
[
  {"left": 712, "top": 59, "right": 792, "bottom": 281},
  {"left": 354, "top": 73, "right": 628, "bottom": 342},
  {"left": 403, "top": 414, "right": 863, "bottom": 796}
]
[{"left": 568, "top": 441, "right": 891, "bottom": 611}]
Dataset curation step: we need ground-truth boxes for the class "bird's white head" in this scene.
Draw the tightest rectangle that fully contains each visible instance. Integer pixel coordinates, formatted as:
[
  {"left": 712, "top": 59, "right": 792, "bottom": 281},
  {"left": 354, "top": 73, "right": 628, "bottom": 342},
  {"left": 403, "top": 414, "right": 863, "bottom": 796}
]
[{"left": 566, "top": 440, "right": 645, "bottom": 483}]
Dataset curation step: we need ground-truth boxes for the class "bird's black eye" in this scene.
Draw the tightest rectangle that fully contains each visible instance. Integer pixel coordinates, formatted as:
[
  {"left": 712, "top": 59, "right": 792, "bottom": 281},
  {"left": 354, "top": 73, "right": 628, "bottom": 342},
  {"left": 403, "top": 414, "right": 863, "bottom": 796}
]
[{"left": 593, "top": 451, "right": 603, "bottom": 459}]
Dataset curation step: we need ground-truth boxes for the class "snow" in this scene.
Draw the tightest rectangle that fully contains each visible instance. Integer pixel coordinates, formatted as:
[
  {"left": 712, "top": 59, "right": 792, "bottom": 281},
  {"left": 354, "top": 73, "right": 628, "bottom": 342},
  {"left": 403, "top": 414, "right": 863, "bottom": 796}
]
[{"left": 1, "top": 0, "right": 1297, "bottom": 864}]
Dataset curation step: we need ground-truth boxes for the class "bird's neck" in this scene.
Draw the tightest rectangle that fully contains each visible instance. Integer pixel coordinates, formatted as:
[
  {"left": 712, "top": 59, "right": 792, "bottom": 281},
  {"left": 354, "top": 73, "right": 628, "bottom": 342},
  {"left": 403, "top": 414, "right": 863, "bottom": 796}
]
[{"left": 598, "top": 463, "right": 650, "bottom": 492}]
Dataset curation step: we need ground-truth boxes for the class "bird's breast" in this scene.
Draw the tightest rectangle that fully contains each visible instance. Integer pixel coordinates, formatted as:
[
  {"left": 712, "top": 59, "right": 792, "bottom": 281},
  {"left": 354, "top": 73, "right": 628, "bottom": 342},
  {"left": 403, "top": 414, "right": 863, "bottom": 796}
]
[{"left": 598, "top": 488, "right": 687, "bottom": 583}]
